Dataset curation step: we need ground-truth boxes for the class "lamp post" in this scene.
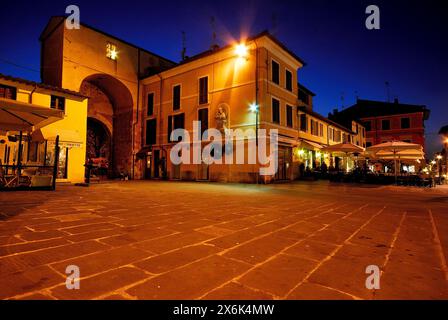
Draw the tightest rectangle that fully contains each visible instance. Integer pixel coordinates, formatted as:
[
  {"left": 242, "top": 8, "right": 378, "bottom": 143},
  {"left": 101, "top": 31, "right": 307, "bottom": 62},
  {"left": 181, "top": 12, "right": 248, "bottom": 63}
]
[
  {"left": 249, "top": 103, "right": 259, "bottom": 146},
  {"left": 437, "top": 154, "right": 443, "bottom": 184}
]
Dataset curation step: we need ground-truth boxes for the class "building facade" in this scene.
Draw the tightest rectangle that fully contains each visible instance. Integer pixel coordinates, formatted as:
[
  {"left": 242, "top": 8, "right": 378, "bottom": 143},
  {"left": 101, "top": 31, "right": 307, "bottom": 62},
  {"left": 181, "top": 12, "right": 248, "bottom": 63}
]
[
  {"left": 0, "top": 74, "right": 88, "bottom": 183},
  {"left": 2, "top": 17, "right": 366, "bottom": 184},
  {"left": 329, "top": 98, "right": 430, "bottom": 149}
]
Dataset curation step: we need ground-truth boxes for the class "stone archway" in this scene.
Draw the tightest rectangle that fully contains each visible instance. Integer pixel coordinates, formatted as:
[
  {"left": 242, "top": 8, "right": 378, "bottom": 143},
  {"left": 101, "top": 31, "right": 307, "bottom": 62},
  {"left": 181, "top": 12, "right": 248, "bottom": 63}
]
[{"left": 80, "top": 74, "right": 133, "bottom": 178}]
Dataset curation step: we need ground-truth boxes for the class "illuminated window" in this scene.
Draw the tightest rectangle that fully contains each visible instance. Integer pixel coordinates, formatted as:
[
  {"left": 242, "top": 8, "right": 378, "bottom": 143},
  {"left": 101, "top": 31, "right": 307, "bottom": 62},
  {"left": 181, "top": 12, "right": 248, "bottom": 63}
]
[{"left": 106, "top": 43, "right": 118, "bottom": 60}]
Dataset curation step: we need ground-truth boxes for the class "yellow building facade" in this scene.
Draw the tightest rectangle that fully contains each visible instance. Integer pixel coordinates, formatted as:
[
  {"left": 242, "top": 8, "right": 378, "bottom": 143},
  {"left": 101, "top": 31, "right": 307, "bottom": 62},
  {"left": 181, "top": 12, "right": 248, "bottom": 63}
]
[{"left": 0, "top": 74, "right": 88, "bottom": 183}]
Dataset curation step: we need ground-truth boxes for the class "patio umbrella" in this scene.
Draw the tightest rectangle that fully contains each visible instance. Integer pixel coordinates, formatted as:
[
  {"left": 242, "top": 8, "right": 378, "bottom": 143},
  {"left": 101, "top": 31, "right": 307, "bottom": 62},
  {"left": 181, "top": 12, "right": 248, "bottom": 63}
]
[
  {"left": 367, "top": 141, "right": 424, "bottom": 183},
  {"left": 321, "top": 143, "right": 365, "bottom": 171}
]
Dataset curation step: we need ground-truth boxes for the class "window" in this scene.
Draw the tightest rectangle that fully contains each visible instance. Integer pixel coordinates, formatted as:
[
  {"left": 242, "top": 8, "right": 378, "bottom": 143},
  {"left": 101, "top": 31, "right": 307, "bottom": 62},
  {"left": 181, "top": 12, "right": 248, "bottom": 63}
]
[
  {"left": 199, "top": 77, "right": 208, "bottom": 105},
  {"left": 363, "top": 121, "right": 372, "bottom": 131},
  {"left": 366, "top": 141, "right": 372, "bottom": 147},
  {"left": 173, "top": 85, "right": 181, "bottom": 110},
  {"left": 285, "top": 70, "right": 292, "bottom": 91},
  {"left": 50, "top": 95, "right": 65, "bottom": 111},
  {"left": 298, "top": 89, "right": 309, "bottom": 105},
  {"left": 334, "top": 130, "right": 342, "bottom": 142},
  {"left": 145, "top": 119, "right": 157, "bottom": 145},
  {"left": 329, "top": 127, "right": 334, "bottom": 141},
  {"left": 168, "top": 113, "right": 185, "bottom": 142},
  {"left": 381, "top": 119, "right": 390, "bottom": 130},
  {"left": 147, "top": 93, "right": 154, "bottom": 116},
  {"left": 300, "top": 114, "right": 307, "bottom": 132},
  {"left": 271, "top": 60, "right": 280, "bottom": 85},
  {"left": 198, "top": 108, "right": 208, "bottom": 139},
  {"left": 286, "top": 105, "right": 293, "bottom": 127},
  {"left": 319, "top": 123, "right": 324, "bottom": 137},
  {"left": 272, "top": 98, "right": 280, "bottom": 124},
  {"left": 0, "top": 84, "right": 16, "bottom": 100},
  {"left": 401, "top": 117, "right": 410, "bottom": 129}
]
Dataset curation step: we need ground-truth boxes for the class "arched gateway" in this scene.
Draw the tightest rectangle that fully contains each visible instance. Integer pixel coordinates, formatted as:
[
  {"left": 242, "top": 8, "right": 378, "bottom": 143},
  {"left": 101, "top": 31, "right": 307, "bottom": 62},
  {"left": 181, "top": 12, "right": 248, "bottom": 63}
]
[{"left": 39, "top": 16, "right": 175, "bottom": 179}]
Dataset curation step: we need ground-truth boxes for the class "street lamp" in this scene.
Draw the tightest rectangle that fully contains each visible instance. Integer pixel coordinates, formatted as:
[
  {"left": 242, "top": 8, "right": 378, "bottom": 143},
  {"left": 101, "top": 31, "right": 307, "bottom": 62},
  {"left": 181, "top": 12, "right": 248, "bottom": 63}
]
[
  {"left": 235, "top": 43, "right": 249, "bottom": 59},
  {"left": 249, "top": 103, "right": 259, "bottom": 146}
]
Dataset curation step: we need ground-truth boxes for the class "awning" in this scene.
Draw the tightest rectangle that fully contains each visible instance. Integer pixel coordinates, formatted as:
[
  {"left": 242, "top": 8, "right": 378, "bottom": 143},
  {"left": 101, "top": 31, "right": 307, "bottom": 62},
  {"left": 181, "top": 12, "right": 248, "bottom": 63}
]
[
  {"left": 0, "top": 97, "right": 64, "bottom": 132},
  {"left": 32, "top": 128, "right": 83, "bottom": 148},
  {"left": 298, "top": 140, "right": 323, "bottom": 151}
]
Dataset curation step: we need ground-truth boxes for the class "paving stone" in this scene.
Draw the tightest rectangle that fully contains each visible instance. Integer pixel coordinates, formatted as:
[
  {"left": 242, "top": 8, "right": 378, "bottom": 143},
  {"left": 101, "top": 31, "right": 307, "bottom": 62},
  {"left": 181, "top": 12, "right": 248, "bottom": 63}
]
[
  {"left": 238, "top": 254, "right": 317, "bottom": 297},
  {"left": 51, "top": 266, "right": 148, "bottom": 299},
  {"left": 126, "top": 255, "right": 251, "bottom": 299},
  {"left": 284, "top": 239, "right": 338, "bottom": 261},
  {"left": 1, "top": 181, "right": 447, "bottom": 300},
  {"left": 202, "top": 281, "right": 274, "bottom": 300},
  {"left": 51, "top": 245, "right": 151, "bottom": 277},
  {"left": 223, "top": 233, "right": 297, "bottom": 265},
  {"left": 0, "top": 265, "right": 65, "bottom": 299},
  {"left": 134, "top": 244, "right": 222, "bottom": 274},
  {"left": 133, "top": 231, "right": 214, "bottom": 254},
  {"left": 287, "top": 282, "right": 354, "bottom": 300},
  {"left": 0, "top": 238, "right": 70, "bottom": 257}
]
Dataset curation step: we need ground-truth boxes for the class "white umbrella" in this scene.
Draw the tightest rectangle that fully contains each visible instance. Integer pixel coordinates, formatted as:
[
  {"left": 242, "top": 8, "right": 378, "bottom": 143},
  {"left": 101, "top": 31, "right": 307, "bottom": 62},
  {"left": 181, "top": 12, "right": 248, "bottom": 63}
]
[
  {"left": 322, "top": 143, "right": 365, "bottom": 171},
  {"left": 367, "top": 141, "right": 424, "bottom": 182}
]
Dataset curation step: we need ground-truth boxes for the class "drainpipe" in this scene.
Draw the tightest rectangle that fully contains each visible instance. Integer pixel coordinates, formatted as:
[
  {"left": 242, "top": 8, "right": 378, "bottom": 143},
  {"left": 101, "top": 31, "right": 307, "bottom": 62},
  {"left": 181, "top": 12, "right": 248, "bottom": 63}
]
[
  {"left": 131, "top": 49, "right": 141, "bottom": 180},
  {"left": 157, "top": 73, "right": 164, "bottom": 177},
  {"left": 29, "top": 85, "right": 37, "bottom": 104},
  {"left": 254, "top": 39, "right": 259, "bottom": 184}
]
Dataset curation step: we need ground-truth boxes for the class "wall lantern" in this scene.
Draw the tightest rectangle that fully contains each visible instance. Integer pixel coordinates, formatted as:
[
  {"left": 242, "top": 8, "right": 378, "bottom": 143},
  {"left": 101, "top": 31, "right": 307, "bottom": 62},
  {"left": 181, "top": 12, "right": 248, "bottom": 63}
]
[
  {"left": 106, "top": 43, "right": 118, "bottom": 60},
  {"left": 235, "top": 43, "right": 248, "bottom": 59}
]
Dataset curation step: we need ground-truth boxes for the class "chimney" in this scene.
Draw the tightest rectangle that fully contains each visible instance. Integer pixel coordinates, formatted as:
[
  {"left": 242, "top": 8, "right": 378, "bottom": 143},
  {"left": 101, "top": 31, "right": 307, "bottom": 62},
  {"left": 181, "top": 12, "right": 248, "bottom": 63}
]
[{"left": 394, "top": 98, "right": 399, "bottom": 104}]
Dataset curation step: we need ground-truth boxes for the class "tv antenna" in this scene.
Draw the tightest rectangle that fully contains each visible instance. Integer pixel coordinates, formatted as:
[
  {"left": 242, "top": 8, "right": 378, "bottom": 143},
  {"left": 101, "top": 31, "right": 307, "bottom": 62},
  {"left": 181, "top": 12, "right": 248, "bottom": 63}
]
[
  {"left": 340, "top": 92, "right": 345, "bottom": 109},
  {"left": 181, "top": 31, "right": 187, "bottom": 61},
  {"left": 210, "top": 16, "right": 218, "bottom": 50}
]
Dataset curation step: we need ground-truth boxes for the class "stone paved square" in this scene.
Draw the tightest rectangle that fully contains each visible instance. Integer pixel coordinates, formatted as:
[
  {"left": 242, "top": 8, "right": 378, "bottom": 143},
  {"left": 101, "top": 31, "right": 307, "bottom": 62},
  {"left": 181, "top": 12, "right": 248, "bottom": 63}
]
[{"left": 0, "top": 181, "right": 447, "bottom": 300}]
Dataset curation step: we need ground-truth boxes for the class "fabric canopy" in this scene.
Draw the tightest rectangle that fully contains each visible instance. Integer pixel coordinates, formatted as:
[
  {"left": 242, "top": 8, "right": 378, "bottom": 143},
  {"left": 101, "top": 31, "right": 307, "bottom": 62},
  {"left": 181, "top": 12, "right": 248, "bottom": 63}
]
[
  {"left": 0, "top": 97, "right": 63, "bottom": 132},
  {"left": 366, "top": 141, "right": 425, "bottom": 182},
  {"left": 299, "top": 140, "right": 323, "bottom": 151},
  {"left": 321, "top": 142, "right": 365, "bottom": 154},
  {"left": 366, "top": 141, "right": 423, "bottom": 154}
]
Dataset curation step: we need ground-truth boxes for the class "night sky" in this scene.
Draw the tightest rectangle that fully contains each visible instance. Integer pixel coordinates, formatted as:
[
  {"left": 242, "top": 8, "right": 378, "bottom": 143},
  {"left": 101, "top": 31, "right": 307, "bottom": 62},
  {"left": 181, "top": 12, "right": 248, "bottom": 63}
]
[{"left": 0, "top": 0, "right": 447, "bottom": 156}]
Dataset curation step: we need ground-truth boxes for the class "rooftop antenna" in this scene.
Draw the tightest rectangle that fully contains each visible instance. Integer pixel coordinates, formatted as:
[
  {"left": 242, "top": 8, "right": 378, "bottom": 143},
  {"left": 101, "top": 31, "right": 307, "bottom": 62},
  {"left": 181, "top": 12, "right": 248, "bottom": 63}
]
[
  {"left": 210, "top": 16, "right": 218, "bottom": 50},
  {"left": 181, "top": 31, "right": 187, "bottom": 61},
  {"left": 385, "top": 81, "right": 391, "bottom": 102},
  {"left": 340, "top": 91, "right": 345, "bottom": 109}
]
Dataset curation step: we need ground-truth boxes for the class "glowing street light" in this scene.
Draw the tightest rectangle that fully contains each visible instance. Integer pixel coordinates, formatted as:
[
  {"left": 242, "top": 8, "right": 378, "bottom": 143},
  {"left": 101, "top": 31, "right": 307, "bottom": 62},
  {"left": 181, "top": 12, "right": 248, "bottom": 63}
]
[
  {"left": 235, "top": 43, "right": 248, "bottom": 58},
  {"left": 249, "top": 102, "right": 259, "bottom": 146},
  {"left": 437, "top": 154, "right": 443, "bottom": 160}
]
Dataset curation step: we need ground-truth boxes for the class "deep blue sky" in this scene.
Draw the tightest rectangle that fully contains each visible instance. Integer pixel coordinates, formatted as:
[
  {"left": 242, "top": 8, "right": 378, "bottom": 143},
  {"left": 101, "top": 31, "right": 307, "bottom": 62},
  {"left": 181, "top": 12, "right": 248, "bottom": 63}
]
[{"left": 0, "top": 0, "right": 447, "bottom": 156}]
